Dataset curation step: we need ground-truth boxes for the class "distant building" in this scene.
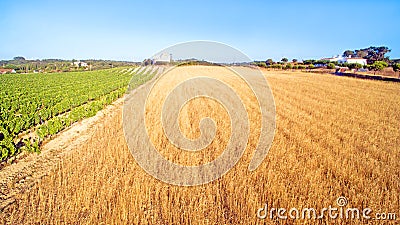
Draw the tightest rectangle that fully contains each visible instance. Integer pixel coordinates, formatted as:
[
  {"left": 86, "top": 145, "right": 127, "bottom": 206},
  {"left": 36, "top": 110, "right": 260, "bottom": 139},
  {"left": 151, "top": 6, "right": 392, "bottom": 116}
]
[
  {"left": 322, "top": 55, "right": 367, "bottom": 65},
  {"left": 0, "top": 68, "right": 16, "bottom": 74},
  {"left": 322, "top": 55, "right": 341, "bottom": 62},
  {"left": 72, "top": 61, "right": 88, "bottom": 67},
  {"left": 345, "top": 56, "right": 368, "bottom": 65},
  {"left": 152, "top": 52, "right": 172, "bottom": 64}
]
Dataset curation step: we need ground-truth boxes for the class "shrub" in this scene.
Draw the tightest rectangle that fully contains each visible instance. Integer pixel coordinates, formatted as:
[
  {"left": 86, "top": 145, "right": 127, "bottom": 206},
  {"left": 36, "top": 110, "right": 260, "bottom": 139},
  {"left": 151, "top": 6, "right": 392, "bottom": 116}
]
[
  {"left": 392, "top": 63, "right": 400, "bottom": 74},
  {"left": 348, "top": 63, "right": 362, "bottom": 70},
  {"left": 285, "top": 64, "right": 293, "bottom": 70},
  {"left": 257, "top": 62, "right": 267, "bottom": 68},
  {"left": 327, "top": 63, "right": 336, "bottom": 69},
  {"left": 298, "top": 65, "right": 306, "bottom": 70}
]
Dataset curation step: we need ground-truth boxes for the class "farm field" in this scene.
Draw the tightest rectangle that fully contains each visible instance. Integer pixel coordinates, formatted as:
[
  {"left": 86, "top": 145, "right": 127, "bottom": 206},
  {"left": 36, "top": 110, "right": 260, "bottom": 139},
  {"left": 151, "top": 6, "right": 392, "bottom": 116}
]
[
  {"left": 0, "top": 66, "right": 399, "bottom": 224},
  {"left": 0, "top": 67, "right": 157, "bottom": 161}
]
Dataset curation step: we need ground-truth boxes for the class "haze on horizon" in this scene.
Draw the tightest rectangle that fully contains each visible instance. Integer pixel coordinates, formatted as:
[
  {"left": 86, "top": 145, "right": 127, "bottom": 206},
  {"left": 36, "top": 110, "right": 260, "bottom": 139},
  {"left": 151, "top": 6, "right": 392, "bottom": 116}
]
[{"left": 1, "top": 0, "right": 399, "bottom": 62}]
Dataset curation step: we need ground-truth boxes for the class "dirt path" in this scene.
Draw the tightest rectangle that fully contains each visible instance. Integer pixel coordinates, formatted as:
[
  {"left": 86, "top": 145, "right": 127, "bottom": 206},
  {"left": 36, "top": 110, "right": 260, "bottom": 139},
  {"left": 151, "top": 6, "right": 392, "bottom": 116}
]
[{"left": 0, "top": 98, "right": 124, "bottom": 210}]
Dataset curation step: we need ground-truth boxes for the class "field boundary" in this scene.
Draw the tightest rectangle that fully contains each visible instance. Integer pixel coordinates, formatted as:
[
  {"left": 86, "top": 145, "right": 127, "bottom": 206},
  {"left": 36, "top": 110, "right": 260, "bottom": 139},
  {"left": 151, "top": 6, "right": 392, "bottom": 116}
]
[
  {"left": 260, "top": 68, "right": 400, "bottom": 82},
  {"left": 333, "top": 72, "right": 400, "bottom": 82}
]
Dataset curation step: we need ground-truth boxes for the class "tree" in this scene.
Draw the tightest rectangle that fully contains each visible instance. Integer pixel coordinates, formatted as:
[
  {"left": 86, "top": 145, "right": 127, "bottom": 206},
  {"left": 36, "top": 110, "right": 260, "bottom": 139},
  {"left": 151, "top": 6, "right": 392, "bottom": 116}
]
[
  {"left": 343, "top": 50, "right": 354, "bottom": 57},
  {"left": 285, "top": 64, "right": 293, "bottom": 70},
  {"left": 355, "top": 50, "right": 368, "bottom": 58},
  {"left": 342, "top": 46, "right": 391, "bottom": 64},
  {"left": 392, "top": 63, "right": 400, "bottom": 78},
  {"left": 4, "top": 64, "right": 18, "bottom": 69},
  {"left": 303, "top": 59, "right": 316, "bottom": 65},
  {"left": 369, "top": 61, "right": 388, "bottom": 74},
  {"left": 308, "top": 64, "right": 315, "bottom": 69},
  {"left": 327, "top": 63, "right": 336, "bottom": 69},
  {"left": 143, "top": 59, "right": 152, "bottom": 66},
  {"left": 281, "top": 58, "right": 288, "bottom": 63},
  {"left": 265, "top": 59, "right": 274, "bottom": 65},
  {"left": 348, "top": 63, "right": 363, "bottom": 70},
  {"left": 367, "top": 46, "right": 390, "bottom": 63},
  {"left": 357, "top": 46, "right": 391, "bottom": 64},
  {"left": 13, "top": 56, "right": 26, "bottom": 61},
  {"left": 298, "top": 65, "right": 306, "bottom": 70},
  {"left": 292, "top": 59, "right": 298, "bottom": 63},
  {"left": 272, "top": 64, "right": 282, "bottom": 69},
  {"left": 315, "top": 60, "right": 329, "bottom": 65},
  {"left": 257, "top": 62, "right": 267, "bottom": 68}
]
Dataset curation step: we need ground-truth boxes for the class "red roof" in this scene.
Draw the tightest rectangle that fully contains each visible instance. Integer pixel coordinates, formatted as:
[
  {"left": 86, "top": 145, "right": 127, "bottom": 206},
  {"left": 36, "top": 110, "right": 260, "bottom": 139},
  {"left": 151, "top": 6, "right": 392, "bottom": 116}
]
[{"left": 0, "top": 68, "right": 14, "bottom": 72}]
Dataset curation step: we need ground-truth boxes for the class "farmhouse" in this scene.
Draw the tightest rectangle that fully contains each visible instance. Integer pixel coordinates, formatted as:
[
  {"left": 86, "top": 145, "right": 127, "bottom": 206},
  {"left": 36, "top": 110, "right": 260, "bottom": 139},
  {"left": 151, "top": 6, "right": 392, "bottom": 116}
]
[
  {"left": 0, "top": 68, "right": 16, "bottom": 74},
  {"left": 345, "top": 57, "right": 368, "bottom": 65},
  {"left": 323, "top": 55, "right": 367, "bottom": 65},
  {"left": 72, "top": 61, "right": 88, "bottom": 67}
]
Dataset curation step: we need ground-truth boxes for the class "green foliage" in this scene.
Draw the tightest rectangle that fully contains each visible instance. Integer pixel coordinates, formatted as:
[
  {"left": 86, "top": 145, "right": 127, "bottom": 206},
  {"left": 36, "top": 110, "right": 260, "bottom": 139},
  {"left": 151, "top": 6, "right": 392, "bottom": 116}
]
[
  {"left": 343, "top": 50, "right": 355, "bottom": 57},
  {"left": 392, "top": 63, "right": 400, "bottom": 72},
  {"left": 272, "top": 64, "right": 282, "bottom": 69},
  {"left": 0, "top": 58, "right": 138, "bottom": 73},
  {"left": 338, "top": 62, "right": 350, "bottom": 68},
  {"left": 257, "top": 62, "right": 267, "bottom": 68},
  {"left": 370, "top": 61, "right": 388, "bottom": 71},
  {"left": 356, "top": 50, "right": 368, "bottom": 58},
  {"left": 265, "top": 59, "right": 274, "bottom": 65},
  {"left": 308, "top": 64, "right": 315, "bottom": 69},
  {"left": 3, "top": 64, "right": 18, "bottom": 69},
  {"left": 13, "top": 56, "right": 26, "bottom": 61},
  {"left": 298, "top": 65, "right": 306, "bottom": 70},
  {"left": 0, "top": 67, "right": 154, "bottom": 161},
  {"left": 327, "top": 63, "right": 336, "bottom": 69},
  {"left": 348, "top": 63, "right": 363, "bottom": 70},
  {"left": 314, "top": 60, "right": 330, "bottom": 65},
  {"left": 281, "top": 58, "right": 288, "bottom": 63},
  {"left": 177, "top": 60, "right": 220, "bottom": 67},
  {"left": 303, "top": 59, "right": 316, "bottom": 65},
  {"left": 285, "top": 64, "right": 293, "bottom": 70}
]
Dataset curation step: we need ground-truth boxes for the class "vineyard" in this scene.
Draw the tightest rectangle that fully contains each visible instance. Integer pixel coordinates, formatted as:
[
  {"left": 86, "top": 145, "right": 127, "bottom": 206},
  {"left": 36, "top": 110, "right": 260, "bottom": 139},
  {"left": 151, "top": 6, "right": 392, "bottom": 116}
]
[{"left": 0, "top": 67, "right": 158, "bottom": 161}]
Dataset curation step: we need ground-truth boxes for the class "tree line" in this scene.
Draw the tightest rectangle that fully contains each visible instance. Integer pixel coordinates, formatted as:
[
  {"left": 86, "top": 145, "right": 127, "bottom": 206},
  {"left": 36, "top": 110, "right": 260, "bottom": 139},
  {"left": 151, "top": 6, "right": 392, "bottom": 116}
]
[
  {"left": 255, "top": 46, "right": 400, "bottom": 76},
  {"left": 1, "top": 57, "right": 139, "bottom": 73}
]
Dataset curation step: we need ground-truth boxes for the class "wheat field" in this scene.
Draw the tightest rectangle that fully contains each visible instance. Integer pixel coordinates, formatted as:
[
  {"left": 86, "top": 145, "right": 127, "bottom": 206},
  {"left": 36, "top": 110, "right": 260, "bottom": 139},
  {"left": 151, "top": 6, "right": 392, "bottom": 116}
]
[{"left": 1, "top": 66, "right": 399, "bottom": 224}]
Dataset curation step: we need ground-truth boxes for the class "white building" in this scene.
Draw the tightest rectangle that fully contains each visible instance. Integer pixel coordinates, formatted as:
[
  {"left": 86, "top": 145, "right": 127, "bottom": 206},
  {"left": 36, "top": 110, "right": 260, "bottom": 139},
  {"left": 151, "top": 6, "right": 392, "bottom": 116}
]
[
  {"left": 345, "top": 56, "right": 368, "bottom": 65},
  {"left": 323, "top": 55, "right": 367, "bottom": 65},
  {"left": 72, "top": 61, "right": 88, "bottom": 67},
  {"left": 323, "top": 55, "right": 342, "bottom": 62},
  {"left": 152, "top": 52, "right": 171, "bottom": 64}
]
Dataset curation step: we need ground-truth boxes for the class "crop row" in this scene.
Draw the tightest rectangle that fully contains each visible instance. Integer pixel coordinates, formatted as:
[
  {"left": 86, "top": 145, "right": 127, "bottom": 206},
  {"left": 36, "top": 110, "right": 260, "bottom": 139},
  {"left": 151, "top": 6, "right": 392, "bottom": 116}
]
[{"left": 0, "top": 66, "right": 158, "bottom": 161}]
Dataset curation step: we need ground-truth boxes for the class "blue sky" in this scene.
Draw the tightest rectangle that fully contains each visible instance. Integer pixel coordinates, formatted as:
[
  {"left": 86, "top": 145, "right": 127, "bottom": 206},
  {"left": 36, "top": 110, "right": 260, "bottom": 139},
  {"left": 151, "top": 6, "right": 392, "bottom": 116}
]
[{"left": 1, "top": 0, "right": 399, "bottom": 62}]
